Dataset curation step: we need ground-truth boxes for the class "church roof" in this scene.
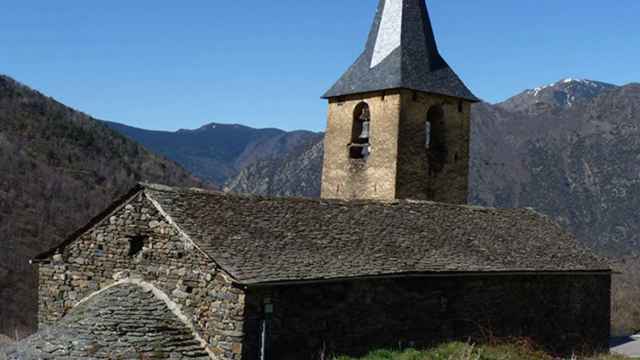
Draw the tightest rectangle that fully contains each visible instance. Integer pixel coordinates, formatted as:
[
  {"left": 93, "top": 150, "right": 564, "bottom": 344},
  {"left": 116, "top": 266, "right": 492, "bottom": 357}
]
[
  {"left": 3, "top": 283, "right": 210, "bottom": 359},
  {"left": 139, "top": 184, "right": 608, "bottom": 285},
  {"left": 323, "top": 0, "right": 479, "bottom": 102}
]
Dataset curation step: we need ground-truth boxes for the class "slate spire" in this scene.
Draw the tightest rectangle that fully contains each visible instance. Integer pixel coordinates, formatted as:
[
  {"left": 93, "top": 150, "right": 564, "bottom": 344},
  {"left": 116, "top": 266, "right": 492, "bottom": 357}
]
[{"left": 323, "top": 0, "right": 479, "bottom": 101}]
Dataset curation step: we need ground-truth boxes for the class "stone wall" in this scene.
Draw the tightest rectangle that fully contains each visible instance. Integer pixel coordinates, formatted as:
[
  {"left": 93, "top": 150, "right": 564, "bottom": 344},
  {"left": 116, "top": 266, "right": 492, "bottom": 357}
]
[
  {"left": 321, "top": 90, "right": 401, "bottom": 200},
  {"left": 396, "top": 89, "right": 471, "bottom": 204},
  {"left": 320, "top": 89, "right": 471, "bottom": 203},
  {"left": 244, "top": 275, "right": 610, "bottom": 359},
  {"left": 37, "top": 190, "right": 246, "bottom": 360}
]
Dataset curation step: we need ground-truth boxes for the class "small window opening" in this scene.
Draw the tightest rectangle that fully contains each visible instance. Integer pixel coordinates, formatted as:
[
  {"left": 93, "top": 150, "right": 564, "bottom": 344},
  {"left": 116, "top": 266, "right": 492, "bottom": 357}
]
[
  {"left": 127, "top": 236, "right": 146, "bottom": 257},
  {"left": 96, "top": 244, "right": 105, "bottom": 257},
  {"left": 458, "top": 100, "right": 464, "bottom": 113},
  {"left": 185, "top": 286, "right": 194, "bottom": 294},
  {"left": 349, "top": 102, "right": 371, "bottom": 159},
  {"left": 412, "top": 91, "right": 419, "bottom": 102},
  {"left": 425, "top": 121, "right": 432, "bottom": 149},
  {"left": 426, "top": 105, "right": 448, "bottom": 174}
]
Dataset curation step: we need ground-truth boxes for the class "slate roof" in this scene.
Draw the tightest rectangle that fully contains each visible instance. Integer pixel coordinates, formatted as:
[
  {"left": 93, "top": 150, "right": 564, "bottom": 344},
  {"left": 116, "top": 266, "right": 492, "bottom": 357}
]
[
  {"left": 142, "top": 184, "right": 609, "bottom": 285},
  {"left": 3, "top": 283, "right": 209, "bottom": 359},
  {"left": 323, "top": 0, "right": 479, "bottom": 101}
]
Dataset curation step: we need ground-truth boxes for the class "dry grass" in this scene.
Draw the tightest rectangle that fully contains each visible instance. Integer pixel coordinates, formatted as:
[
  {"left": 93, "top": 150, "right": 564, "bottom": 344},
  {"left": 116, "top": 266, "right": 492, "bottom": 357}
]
[
  {"left": 333, "top": 342, "right": 628, "bottom": 360},
  {"left": 611, "top": 255, "right": 640, "bottom": 336},
  {"left": 0, "top": 334, "right": 12, "bottom": 344}
]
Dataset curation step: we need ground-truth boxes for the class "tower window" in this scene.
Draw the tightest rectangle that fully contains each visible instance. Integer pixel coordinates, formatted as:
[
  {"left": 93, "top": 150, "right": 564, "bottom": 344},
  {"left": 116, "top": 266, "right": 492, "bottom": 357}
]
[
  {"left": 426, "top": 105, "right": 448, "bottom": 174},
  {"left": 127, "top": 236, "right": 146, "bottom": 257},
  {"left": 349, "top": 102, "right": 371, "bottom": 159},
  {"left": 458, "top": 100, "right": 464, "bottom": 113}
]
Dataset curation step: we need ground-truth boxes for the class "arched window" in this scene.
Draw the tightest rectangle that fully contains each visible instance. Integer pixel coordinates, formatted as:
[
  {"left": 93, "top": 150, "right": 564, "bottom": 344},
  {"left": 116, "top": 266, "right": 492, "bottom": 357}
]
[
  {"left": 426, "top": 105, "right": 447, "bottom": 173},
  {"left": 349, "top": 102, "right": 371, "bottom": 159}
]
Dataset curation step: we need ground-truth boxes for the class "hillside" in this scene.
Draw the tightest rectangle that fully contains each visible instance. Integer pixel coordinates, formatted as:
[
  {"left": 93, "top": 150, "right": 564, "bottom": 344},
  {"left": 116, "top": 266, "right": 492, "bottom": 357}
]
[
  {"left": 472, "top": 81, "right": 640, "bottom": 255},
  {"left": 104, "top": 121, "right": 320, "bottom": 186},
  {"left": 0, "top": 75, "right": 203, "bottom": 338},
  {"left": 222, "top": 79, "right": 640, "bottom": 256},
  {"left": 224, "top": 134, "right": 324, "bottom": 197}
]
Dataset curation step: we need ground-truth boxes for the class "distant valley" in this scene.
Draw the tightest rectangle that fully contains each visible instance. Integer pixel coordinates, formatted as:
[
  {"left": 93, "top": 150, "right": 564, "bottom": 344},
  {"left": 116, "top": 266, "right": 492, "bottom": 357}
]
[{"left": 103, "top": 121, "right": 322, "bottom": 186}]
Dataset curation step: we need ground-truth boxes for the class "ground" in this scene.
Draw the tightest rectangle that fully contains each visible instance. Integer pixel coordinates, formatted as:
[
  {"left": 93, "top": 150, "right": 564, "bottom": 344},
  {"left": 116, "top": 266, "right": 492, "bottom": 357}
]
[{"left": 333, "top": 342, "right": 633, "bottom": 360}]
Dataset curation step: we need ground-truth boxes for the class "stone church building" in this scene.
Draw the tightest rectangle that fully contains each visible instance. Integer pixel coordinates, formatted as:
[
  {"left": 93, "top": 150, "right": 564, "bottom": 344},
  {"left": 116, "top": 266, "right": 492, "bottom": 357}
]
[{"left": 31, "top": 0, "right": 611, "bottom": 359}]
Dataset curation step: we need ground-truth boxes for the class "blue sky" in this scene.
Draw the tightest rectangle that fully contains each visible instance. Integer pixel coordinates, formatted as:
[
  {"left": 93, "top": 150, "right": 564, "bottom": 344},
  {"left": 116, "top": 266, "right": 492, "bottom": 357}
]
[{"left": 2, "top": 1, "right": 639, "bottom": 132}]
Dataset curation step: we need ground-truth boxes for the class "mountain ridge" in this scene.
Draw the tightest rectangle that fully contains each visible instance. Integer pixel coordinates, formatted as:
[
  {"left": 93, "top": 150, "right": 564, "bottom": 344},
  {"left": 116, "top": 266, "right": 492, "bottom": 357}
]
[
  {"left": 104, "top": 120, "right": 321, "bottom": 186},
  {"left": 498, "top": 78, "right": 619, "bottom": 114}
]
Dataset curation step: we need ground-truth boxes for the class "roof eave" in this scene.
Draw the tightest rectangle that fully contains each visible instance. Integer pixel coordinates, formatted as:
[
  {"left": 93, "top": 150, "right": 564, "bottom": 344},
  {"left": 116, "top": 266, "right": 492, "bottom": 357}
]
[
  {"left": 242, "top": 269, "right": 613, "bottom": 288},
  {"left": 33, "top": 184, "right": 146, "bottom": 261},
  {"left": 322, "top": 86, "right": 480, "bottom": 102}
]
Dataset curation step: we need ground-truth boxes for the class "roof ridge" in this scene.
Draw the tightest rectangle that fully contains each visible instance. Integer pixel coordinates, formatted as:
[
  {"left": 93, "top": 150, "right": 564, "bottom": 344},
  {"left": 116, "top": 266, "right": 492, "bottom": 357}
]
[{"left": 141, "top": 182, "right": 527, "bottom": 213}]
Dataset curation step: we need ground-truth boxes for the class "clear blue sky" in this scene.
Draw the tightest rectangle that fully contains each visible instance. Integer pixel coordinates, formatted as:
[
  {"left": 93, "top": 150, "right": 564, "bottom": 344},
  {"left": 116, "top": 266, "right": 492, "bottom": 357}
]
[{"left": 2, "top": 1, "right": 639, "bottom": 132}]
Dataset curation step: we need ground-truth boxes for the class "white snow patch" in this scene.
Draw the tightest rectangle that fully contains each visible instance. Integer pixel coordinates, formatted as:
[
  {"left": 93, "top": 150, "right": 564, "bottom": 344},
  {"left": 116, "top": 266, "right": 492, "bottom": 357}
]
[{"left": 530, "top": 84, "right": 552, "bottom": 97}]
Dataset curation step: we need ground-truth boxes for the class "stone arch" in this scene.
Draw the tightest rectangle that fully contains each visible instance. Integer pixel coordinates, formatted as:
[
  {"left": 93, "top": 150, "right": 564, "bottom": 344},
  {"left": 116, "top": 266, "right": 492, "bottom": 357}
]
[
  {"left": 349, "top": 102, "right": 371, "bottom": 159},
  {"left": 426, "top": 104, "right": 448, "bottom": 174},
  {"left": 72, "top": 276, "right": 215, "bottom": 359}
]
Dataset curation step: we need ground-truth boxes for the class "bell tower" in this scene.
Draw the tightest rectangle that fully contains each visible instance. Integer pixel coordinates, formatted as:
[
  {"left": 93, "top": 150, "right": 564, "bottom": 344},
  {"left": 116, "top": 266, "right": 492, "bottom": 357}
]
[{"left": 320, "top": 0, "right": 479, "bottom": 204}]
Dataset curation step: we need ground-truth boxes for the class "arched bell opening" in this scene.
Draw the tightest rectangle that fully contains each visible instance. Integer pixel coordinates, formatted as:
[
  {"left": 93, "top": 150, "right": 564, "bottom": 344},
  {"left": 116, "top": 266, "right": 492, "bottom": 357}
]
[
  {"left": 426, "top": 104, "right": 447, "bottom": 174},
  {"left": 349, "top": 102, "right": 371, "bottom": 159}
]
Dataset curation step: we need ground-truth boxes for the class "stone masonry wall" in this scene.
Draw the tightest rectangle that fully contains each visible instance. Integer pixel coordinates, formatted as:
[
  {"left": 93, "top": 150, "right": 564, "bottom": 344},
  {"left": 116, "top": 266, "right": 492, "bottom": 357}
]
[
  {"left": 321, "top": 91, "right": 401, "bottom": 200},
  {"left": 396, "top": 89, "right": 471, "bottom": 204},
  {"left": 37, "top": 190, "right": 246, "bottom": 360},
  {"left": 244, "top": 275, "right": 610, "bottom": 360},
  {"left": 320, "top": 89, "right": 471, "bottom": 203}
]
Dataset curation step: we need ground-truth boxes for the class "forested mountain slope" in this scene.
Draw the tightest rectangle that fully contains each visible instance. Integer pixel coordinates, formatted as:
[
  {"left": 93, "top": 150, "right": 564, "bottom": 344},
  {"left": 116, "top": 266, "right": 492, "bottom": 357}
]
[
  {"left": 104, "top": 121, "right": 320, "bottom": 186},
  {"left": 0, "top": 75, "right": 203, "bottom": 338}
]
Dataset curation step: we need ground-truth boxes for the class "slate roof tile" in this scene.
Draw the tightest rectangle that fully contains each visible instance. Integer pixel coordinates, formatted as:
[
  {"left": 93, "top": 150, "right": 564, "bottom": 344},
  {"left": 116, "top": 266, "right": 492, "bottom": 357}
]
[
  {"left": 323, "top": 0, "right": 479, "bottom": 101},
  {"left": 5, "top": 284, "right": 209, "bottom": 359},
  {"left": 143, "top": 184, "right": 609, "bottom": 285}
]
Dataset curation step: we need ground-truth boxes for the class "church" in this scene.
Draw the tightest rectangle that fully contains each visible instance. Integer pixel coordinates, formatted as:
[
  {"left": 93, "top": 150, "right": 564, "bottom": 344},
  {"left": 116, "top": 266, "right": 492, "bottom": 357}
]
[{"left": 28, "top": 1, "right": 611, "bottom": 359}]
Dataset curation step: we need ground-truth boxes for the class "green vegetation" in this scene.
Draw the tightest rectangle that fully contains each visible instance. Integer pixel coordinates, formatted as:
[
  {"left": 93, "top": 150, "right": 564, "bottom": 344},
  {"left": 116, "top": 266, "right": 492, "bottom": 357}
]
[{"left": 334, "top": 342, "right": 629, "bottom": 360}]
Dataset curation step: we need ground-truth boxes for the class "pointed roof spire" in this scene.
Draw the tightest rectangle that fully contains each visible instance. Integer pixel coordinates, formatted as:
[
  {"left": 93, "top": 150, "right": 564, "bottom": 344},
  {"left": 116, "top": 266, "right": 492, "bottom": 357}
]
[{"left": 323, "top": 0, "right": 479, "bottom": 102}]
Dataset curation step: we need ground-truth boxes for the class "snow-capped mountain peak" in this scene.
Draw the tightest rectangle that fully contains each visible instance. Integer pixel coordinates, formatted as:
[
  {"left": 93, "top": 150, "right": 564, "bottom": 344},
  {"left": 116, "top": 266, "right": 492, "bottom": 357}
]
[{"left": 499, "top": 78, "right": 617, "bottom": 113}]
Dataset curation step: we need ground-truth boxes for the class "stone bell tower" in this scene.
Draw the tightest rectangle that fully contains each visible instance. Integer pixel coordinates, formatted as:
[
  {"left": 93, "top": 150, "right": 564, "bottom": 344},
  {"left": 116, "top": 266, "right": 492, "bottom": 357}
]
[{"left": 320, "top": 0, "right": 479, "bottom": 204}]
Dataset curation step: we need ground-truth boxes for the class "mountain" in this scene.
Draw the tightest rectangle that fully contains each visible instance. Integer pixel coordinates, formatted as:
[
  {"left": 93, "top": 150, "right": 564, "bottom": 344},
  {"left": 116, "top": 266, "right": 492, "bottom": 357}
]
[
  {"left": 498, "top": 78, "right": 618, "bottom": 113},
  {"left": 104, "top": 121, "right": 320, "bottom": 186},
  {"left": 0, "top": 75, "right": 203, "bottom": 338},
  {"left": 472, "top": 81, "right": 640, "bottom": 255},
  {"left": 223, "top": 79, "right": 640, "bottom": 256},
  {"left": 225, "top": 135, "right": 324, "bottom": 197}
]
